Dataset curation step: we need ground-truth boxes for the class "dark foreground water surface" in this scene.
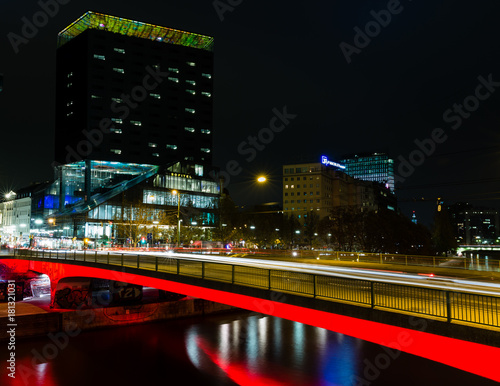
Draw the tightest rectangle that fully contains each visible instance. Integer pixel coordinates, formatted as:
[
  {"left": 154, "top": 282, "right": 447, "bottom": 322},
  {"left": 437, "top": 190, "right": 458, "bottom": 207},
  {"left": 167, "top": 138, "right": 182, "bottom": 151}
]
[{"left": 0, "top": 311, "right": 497, "bottom": 386}]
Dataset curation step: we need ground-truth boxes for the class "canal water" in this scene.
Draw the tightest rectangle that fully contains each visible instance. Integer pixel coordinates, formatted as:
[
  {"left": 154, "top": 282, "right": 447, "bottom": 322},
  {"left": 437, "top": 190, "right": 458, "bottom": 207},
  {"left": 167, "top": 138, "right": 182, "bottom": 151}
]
[{"left": 0, "top": 311, "right": 497, "bottom": 386}]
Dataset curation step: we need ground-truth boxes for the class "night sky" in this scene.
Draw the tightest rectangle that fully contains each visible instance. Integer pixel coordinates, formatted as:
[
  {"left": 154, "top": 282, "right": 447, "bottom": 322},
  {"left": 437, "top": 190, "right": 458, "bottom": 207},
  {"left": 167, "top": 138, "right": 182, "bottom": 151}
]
[{"left": 2, "top": 0, "right": 500, "bottom": 226}]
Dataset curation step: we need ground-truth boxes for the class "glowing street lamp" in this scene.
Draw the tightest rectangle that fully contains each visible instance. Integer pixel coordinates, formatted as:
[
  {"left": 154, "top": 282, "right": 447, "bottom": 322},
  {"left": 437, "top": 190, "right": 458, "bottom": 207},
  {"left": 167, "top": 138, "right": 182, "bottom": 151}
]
[{"left": 257, "top": 176, "right": 267, "bottom": 183}]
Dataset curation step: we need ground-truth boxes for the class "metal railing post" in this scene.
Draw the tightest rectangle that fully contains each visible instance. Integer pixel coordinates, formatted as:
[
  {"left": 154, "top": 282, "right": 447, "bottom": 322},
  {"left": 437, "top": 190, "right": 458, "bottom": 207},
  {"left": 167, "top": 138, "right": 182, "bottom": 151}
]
[
  {"left": 202, "top": 262, "right": 205, "bottom": 279},
  {"left": 121, "top": 253, "right": 124, "bottom": 266},
  {"left": 83, "top": 249, "right": 86, "bottom": 262},
  {"left": 49, "top": 250, "right": 51, "bottom": 259},
  {"left": 155, "top": 255, "right": 158, "bottom": 271},
  {"left": 433, "top": 256, "right": 436, "bottom": 267},
  {"left": 446, "top": 291, "right": 452, "bottom": 323},
  {"left": 268, "top": 270, "right": 272, "bottom": 290},
  {"left": 405, "top": 255, "right": 408, "bottom": 266},
  {"left": 379, "top": 253, "right": 382, "bottom": 264},
  {"left": 313, "top": 275, "right": 317, "bottom": 298},
  {"left": 176, "top": 259, "right": 180, "bottom": 274},
  {"left": 371, "top": 282, "right": 375, "bottom": 309},
  {"left": 107, "top": 252, "right": 110, "bottom": 265},
  {"left": 95, "top": 250, "right": 97, "bottom": 263},
  {"left": 137, "top": 254, "right": 140, "bottom": 269},
  {"left": 231, "top": 265, "right": 235, "bottom": 284}
]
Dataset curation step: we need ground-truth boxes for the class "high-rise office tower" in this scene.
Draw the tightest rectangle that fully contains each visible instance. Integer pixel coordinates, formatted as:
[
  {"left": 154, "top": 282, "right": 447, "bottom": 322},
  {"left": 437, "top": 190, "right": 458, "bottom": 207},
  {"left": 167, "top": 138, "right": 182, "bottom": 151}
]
[
  {"left": 55, "top": 11, "right": 214, "bottom": 167},
  {"left": 36, "top": 12, "right": 221, "bottom": 241},
  {"left": 340, "top": 152, "right": 395, "bottom": 192}
]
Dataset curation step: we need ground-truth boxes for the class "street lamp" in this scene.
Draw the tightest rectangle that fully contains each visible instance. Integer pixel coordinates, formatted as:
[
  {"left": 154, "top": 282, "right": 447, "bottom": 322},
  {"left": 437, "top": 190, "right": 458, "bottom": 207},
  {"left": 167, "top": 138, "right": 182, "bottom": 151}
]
[
  {"left": 172, "top": 190, "right": 181, "bottom": 247},
  {"left": 257, "top": 176, "right": 267, "bottom": 183}
]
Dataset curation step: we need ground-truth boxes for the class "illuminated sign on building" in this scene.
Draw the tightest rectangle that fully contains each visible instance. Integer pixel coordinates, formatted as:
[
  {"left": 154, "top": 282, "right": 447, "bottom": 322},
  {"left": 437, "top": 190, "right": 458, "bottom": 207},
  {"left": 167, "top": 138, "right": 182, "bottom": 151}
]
[{"left": 321, "top": 156, "right": 346, "bottom": 170}]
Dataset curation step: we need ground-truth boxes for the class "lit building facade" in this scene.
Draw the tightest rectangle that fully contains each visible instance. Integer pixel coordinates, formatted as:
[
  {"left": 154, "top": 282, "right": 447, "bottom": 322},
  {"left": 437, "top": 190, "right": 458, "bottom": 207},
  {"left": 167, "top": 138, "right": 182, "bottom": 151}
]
[
  {"left": 448, "top": 202, "right": 500, "bottom": 245},
  {"left": 282, "top": 157, "right": 396, "bottom": 223},
  {"left": 340, "top": 152, "right": 395, "bottom": 192},
  {"left": 0, "top": 189, "right": 33, "bottom": 245}
]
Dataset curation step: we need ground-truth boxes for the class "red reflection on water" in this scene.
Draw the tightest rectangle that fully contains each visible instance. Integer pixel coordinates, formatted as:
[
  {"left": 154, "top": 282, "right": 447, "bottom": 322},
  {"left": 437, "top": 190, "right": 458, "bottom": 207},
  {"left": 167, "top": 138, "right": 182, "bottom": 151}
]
[
  {"left": 196, "top": 337, "right": 288, "bottom": 386},
  {"left": 5, "top": 357, "right": 57, "bottom": 386}
]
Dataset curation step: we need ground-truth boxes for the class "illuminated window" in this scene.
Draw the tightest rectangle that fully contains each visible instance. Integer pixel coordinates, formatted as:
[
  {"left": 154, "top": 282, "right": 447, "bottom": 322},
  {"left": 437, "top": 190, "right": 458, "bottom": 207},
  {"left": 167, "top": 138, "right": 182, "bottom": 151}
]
[
  {"left": 113, "top": 68, "right": 125, "bottom": 74},
  {"left": 202, "top": 73, "right": 212, "bottom": 79},
  {"left": 111, "top": 97, "right": 123, "bottom": 103},
  {"left": 111, "top": 128, "right": 122, "bottom": 134},
  {"left": 186, "top": 89, "right": 196, "bottom": 95},
  {"left": 130, "top": 120, "right": 142, "bottom": 126},
  {"left": 114, "top": 48, "right": 125, "bottom": 54},
  {"left": 187, "top": 62, "right": 196, "bottom": 67},
  {"left": 200, "top": 129, "right": 211, "bottom": 134},
  {"left": 110, "top": 149, "right": 121, "bottom": 154},
  {"left": 91, "top": 95, "right": 101, "bottom": 99},
  {"left": 201, "top": 148, "right": 211, "bottom": 153},
  {"left": 152, "top": 153, "right": 159, "bottom": 157},
  {"left": 148, "top": 143, "right": 157, "bottom": 148},
  {"left": 111, "top": 118, "right": 123, "bottom": 124},
  {"left": 201, "top": 91, "right": 211, "bottom": 97},
  {"left": 168, "top": 67, "right": 179, "bottom": 73},
  {"left": 186, "top": 80, "right": 196, "bottom": 86},
  {"left": 166, "top": 144, "right": 177, "bottom": 150},
  {"left": 184, "top": 127, "right": 195, "bottom": 133},
  {"left": 93, "top": 54, "right": 105, "bottom": 60},
  {"left": 150, "top": 93, "right": 161, "bottom": 99},
  {"left": 168, "top": 77, "right": 179, "bottom": 83},
  {"left": 185, "top": 108, "right": 195, "bottom": 114}
]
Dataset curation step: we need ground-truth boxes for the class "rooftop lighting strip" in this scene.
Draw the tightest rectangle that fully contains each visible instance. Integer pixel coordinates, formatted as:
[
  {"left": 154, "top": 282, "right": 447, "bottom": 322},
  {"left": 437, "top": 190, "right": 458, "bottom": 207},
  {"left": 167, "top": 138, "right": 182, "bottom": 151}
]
[{"left": 57, "top": 11, "right": 214, "bottom": 51}]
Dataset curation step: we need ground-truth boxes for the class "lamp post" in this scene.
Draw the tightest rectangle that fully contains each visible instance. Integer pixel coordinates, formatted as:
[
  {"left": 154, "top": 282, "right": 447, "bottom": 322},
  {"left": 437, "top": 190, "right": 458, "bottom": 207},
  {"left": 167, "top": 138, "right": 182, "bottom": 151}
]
[{"left": 172, "top": 190, "right": 181, "bottom": 247}]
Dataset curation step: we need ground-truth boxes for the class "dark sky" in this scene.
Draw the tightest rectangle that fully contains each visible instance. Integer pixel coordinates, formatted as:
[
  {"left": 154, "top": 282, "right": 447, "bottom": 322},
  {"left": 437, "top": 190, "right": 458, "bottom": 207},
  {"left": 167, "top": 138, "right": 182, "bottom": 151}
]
[{"left": 1, "top": 0, "right": 500, "bottom": 227}]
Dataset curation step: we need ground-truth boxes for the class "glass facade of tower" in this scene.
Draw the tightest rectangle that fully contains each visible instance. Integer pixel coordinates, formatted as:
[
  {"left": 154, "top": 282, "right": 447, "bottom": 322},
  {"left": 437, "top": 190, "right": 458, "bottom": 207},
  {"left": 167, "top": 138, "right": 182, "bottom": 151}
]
[{"left": 340, "top": 153, "right": 395, "bottom": 192}]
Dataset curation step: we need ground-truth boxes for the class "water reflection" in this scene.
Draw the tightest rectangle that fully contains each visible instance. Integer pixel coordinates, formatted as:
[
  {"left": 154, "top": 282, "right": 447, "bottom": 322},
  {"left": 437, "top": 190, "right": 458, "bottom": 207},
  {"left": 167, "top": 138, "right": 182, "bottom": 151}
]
[{"left": 1, "top": 311, "right": 497, "bottom": 386}]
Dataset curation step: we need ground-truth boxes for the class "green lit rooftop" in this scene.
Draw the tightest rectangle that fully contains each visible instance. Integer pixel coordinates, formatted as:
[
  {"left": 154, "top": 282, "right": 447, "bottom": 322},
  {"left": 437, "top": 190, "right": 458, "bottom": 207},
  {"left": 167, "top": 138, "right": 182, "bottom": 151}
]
[{"left": 58, "top": 11, "right": 214, "bottom": 51}]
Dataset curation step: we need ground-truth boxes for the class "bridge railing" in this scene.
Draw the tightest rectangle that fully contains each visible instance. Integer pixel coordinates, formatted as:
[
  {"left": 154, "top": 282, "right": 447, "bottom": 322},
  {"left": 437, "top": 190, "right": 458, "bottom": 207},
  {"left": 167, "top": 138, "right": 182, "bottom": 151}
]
[{"left": 10, "top": 248, "right": 500, "bottom": 330}]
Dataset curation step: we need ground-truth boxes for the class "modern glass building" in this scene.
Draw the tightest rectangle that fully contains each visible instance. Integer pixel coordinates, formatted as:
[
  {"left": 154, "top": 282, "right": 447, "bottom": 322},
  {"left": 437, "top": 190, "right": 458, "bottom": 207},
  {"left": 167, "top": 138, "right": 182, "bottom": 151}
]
[
  {"left": 23, "top": 12, "right": 221, "bottom": 246},
  {"left": 340, "top": 153, "right": 395, "bottom": 192},
  {"left": 25, "top": 161, "right": 220, "bottom": 246}
]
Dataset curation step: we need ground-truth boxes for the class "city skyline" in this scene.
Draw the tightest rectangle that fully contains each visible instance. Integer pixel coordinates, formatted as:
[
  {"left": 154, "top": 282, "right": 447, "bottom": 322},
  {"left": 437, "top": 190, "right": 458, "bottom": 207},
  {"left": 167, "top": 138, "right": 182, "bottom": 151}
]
[{"left": 2, "top": 2, "right": 500, "bottom": 227}]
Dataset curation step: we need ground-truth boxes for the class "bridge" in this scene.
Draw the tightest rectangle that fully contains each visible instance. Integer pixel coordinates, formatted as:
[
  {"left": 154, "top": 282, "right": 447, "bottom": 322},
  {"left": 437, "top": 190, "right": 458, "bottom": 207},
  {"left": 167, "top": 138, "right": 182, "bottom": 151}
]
[
  {"left": 2, "top": 248, "right": 500, "bottom": 383},
  {"left": 458, "top": 244, "right": 500, "bottom": 253}
]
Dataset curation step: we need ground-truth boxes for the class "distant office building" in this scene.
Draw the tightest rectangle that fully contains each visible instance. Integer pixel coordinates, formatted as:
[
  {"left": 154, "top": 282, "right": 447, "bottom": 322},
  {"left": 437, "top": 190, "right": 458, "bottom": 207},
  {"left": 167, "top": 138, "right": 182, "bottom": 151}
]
[
  {"left": 55, "top": 11, "right": 214, "bottom": 167},
  {"left": 282, "top": 156, "right": 396, "bottom": 222},
  {"left": 448, "top": 202, "right": 500, "bottom": 245},
  {"left": 340, "top": 152, "right": 395, "bottom": 192}
]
